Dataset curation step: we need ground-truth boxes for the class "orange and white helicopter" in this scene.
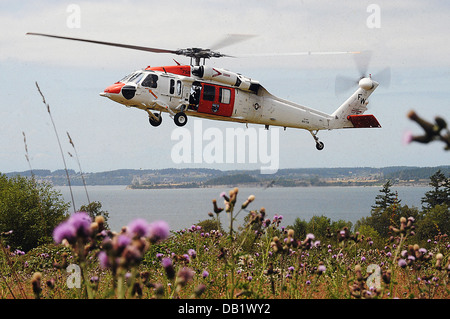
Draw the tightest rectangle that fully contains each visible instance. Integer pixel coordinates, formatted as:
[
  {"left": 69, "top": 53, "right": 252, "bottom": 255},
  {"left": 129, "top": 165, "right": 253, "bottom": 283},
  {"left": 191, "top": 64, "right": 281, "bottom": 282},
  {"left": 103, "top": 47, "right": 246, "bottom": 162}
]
[{"left": 27, "top": 33, "right": 389, "bottom": 150}]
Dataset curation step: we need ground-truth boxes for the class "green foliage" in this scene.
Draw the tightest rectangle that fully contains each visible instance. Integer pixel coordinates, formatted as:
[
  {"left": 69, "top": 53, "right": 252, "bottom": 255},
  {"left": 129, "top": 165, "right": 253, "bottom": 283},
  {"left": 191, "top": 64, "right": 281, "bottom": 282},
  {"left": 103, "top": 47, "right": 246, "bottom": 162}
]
[
  {"left": 355, "top": 225, "right": 382, "bottom": 246},
  {"left": 372, "top": 180, "right": 400, "bottom": 210},
  {"left": 79, "top": 201, "right": 110, "bottom": 230},
  {"left": 357, "top": 170, "right": 449, "bottom": 245},
  {"left": 356, "top": 204, "right": 420, "bottom": 238},
  {"left": 421, "top": 170, "right": 450, "bottom": 210},
  {"left": 0, "top": 173, "right": 69, "bottom": 251},
  {"left": 196, "top": 219, "right": 222, "bottom": 233},
  {"left": 288, "top": 215, "right": 352, "bottom": 241},
  {"left": 416, "top": 204, "right": 450, "bottom": 241},
  {"left": 290, "top": 218, "right": 308, "bottom": 240}
]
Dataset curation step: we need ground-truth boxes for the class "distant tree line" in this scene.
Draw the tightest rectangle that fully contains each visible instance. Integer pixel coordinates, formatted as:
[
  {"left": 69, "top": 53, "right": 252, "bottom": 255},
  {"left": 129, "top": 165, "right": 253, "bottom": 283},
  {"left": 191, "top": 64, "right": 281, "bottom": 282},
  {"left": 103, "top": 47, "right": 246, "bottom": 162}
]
[{"left": 288, "top": 170, "right": 449, "bottom": 247}]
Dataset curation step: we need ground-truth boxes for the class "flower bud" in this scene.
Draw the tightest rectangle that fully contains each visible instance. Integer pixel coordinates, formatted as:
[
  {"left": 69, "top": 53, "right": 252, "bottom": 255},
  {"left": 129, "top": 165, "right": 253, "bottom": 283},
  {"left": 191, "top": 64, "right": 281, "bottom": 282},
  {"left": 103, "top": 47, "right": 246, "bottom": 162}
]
[
  {"left": 31, "top": 272, "right": 42, "bottom": 299},
  {"left": 193, "top": 284, "right": 206, "bottom": 298},
  {"left": 95, "top": 215, "right": 105, "bottom": 231},
  {"left": 212, "top": 199, "right": 223, "bottom": 214},
  {"left": 287, "top": 229, "right": 295, "bottom": 238},
  {"left": 241, "top": 195, "right": 255, "bottom": 209},
  {"left": 382, "top": 270, "right": 391, "bottom": 284},
  {"left": 436, "top": 253, "right": 444, "bottom": 270}
]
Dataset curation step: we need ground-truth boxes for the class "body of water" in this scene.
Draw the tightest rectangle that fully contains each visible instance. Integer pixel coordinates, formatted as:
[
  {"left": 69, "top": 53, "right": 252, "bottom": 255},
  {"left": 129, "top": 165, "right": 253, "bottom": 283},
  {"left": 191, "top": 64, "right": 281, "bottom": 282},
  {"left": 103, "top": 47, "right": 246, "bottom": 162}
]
[{"left": 56, "top": 185, "right": 429, "bottom": 232}]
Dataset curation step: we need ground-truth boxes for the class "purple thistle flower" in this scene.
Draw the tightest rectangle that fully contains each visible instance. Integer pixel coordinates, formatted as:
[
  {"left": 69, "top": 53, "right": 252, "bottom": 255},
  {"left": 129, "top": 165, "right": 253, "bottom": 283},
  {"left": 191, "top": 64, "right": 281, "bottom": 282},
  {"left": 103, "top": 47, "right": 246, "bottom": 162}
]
[
  {"left": 202, "top": 270, "right": 209, "bottom": 278},
  {"left": 182, "top": 254, "right": 191, "bottom": 263},
  {"left": 188, "top": 249, "right": 197, "bottom": 258},
  {"left": 398, "top": 258, "right": 407, "bottom": 268},
  {"left": 69, "top": 212, "right": 92, "bottom": 238},
  {"left": 161, "top": 257, "right": 175, "bottom": 280},
  {"left": 161, "top": 257, "right": 173, "bottom": 268},
  {"left": 117, "top": 234, "right": 131, "bottom": 248},
  {"left": 176, "top": 267, "right": 195, "bottom": 287},
  {"left": 90, "top": 276, "right": 99, "bottom": 284},
  {"left": 127, "top": 218, "right": 150, "bottom": 238},
  {"left": 317, "top": 265, "right": 326, "bottom": 274},
  {"left": 53, "top": 221, "right": 76, "bottom": 244},
  {"left": 98, "top": 251, "right": 110, "bottom": 269},
  {"left": 148, "top": 220, "right": 170, "bottom": 243}
]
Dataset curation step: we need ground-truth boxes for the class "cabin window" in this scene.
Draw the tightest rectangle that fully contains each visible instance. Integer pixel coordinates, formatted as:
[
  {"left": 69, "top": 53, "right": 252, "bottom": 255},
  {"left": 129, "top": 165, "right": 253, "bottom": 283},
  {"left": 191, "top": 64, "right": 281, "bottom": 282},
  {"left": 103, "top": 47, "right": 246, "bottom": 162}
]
[
  {"left": 177, "top": 80, "right": 182, "bottom": 95},
  {"left": 169, "top": 79, "right": 175, "bottom": 94},
  {"left": 203, "top": 84, "right": 215, "bottom": 101},
  {"left": 141, "top": 74, "right": 158, "bottom": 88},
  {"left": 219, "top": 88, "right": 231, "bottom": 104}
]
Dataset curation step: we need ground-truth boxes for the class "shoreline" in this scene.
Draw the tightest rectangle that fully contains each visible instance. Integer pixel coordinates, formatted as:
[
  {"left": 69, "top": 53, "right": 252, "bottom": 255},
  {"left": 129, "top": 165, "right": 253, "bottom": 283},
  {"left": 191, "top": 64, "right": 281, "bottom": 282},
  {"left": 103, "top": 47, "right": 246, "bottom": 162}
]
[{"left": 126, "top": 181, "right": 430, "bottom": 190}]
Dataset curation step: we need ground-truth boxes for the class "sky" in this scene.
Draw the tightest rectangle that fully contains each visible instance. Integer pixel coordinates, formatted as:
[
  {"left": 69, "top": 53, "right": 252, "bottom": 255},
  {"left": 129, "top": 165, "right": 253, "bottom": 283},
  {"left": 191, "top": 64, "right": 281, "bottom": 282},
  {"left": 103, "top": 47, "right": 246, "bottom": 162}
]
[{"left": 0, "top": 0, "right": 449, "bottom": 174}]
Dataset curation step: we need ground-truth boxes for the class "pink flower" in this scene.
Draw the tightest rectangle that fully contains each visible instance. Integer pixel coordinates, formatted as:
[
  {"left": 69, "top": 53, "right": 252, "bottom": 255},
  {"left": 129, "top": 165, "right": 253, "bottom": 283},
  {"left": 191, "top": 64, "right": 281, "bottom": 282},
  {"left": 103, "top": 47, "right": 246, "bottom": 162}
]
[
  {"left": 127, "top": 218, "right": 150, "bottom": 238},
  {"left": 148, "top": 220, "right": 170, "bottom": 243}
]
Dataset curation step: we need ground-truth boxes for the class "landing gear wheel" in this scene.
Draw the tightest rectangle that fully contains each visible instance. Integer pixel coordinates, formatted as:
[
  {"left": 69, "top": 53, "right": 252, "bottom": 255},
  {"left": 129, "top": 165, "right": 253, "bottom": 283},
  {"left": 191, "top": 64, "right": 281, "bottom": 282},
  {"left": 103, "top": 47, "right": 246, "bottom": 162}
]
[
  {"left": 316, "top": 141, "right": 325, "bottom": 151},
  {"left": 309, "top": 130, "right": 324, "bottom": 151},
  {"left": 149, "top": 112, "right": 162, "bottom": 127},
  {"left": 174, "top": 112, "right": 188, "bottom": 127}
]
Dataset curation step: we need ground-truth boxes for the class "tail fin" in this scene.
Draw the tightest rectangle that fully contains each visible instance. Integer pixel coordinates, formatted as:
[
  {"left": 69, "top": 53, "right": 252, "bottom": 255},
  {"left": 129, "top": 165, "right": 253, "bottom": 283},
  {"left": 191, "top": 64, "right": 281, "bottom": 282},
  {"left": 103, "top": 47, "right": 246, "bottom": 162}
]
[{"left": 331, "top": 78, "right": 380, "bottom": 129}]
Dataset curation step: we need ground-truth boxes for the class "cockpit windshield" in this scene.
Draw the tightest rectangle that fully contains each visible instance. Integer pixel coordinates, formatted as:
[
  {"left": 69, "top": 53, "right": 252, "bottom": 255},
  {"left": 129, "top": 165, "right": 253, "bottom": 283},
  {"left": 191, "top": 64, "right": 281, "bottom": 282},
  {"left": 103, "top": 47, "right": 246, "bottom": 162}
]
[
  {"left": 118, "top": 73, "right": 133, "bottom": 83},
  {"left": 128, "top": 72, "right": 144, "bottom": 84},
  {"left": 118, "top": 71, "right": 144, "bottom": 84}
]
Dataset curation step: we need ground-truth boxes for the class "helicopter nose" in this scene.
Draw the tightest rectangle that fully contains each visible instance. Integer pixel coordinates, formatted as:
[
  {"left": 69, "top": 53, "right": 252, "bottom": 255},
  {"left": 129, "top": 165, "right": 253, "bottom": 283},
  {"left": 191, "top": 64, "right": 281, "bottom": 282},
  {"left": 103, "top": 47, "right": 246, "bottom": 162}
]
[{"left": 101, "top": 82, "right": 125, "bottom": 96}]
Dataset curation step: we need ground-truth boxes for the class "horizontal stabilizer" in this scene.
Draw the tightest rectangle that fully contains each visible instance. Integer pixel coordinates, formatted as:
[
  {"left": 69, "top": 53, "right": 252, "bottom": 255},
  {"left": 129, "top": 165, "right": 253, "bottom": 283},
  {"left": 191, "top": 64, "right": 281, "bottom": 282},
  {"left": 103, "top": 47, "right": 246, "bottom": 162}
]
[{"left": 347, "top": 114, "right": 381, "bottom": 128}]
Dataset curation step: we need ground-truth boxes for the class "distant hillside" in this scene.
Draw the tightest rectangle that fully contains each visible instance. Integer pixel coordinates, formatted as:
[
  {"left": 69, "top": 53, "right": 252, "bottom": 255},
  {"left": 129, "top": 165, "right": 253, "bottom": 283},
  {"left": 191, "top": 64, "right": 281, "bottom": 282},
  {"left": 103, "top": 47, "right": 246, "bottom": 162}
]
[
  {"left": 3, "top": 166, "right": 449, "bottom": 188},
  {"left": 203, "top": 173, "right": 260, "bottom": 186}
]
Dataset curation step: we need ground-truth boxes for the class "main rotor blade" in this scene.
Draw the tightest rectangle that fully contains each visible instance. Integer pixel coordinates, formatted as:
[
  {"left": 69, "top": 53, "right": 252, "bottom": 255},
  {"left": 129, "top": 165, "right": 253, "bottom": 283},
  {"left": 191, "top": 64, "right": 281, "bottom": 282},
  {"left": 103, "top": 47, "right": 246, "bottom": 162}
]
[
  {"left": 237, "top": 51, "right": 361, "bottom": 58},
  {"left": 26, "top": 32, "right": 178, "bottom": 55},
  {"left": 210, "top": 34, "right": 258, "bottom": 51}
]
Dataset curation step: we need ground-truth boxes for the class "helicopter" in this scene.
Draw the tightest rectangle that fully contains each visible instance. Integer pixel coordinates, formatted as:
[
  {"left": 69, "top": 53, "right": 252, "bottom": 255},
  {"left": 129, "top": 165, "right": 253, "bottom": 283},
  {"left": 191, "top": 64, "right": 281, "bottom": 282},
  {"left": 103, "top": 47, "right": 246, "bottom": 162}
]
[{"left": 26, "top": 32, "right": 389, "bottom": 150}]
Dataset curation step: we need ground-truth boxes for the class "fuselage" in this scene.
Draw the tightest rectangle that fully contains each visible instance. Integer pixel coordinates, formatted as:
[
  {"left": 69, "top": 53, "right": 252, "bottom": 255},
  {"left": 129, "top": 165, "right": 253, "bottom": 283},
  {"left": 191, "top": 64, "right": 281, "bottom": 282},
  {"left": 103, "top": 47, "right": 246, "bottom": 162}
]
[{"left": 100, "top": 64, "right": 335, "bottom": 131}]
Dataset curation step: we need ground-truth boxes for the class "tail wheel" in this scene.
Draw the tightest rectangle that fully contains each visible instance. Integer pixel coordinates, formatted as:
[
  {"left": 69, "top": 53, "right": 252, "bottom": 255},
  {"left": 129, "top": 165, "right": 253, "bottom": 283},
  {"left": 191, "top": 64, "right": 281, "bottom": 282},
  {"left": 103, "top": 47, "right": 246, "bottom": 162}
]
[
  {"left": 149, "top": 112, "right": 162, "bottom": 127},
  {"left": 316, "top": 141, "right": 325, "bottom": 151},
  {"left": 174, "top": 112, "right": 188, "bottom": 127}
]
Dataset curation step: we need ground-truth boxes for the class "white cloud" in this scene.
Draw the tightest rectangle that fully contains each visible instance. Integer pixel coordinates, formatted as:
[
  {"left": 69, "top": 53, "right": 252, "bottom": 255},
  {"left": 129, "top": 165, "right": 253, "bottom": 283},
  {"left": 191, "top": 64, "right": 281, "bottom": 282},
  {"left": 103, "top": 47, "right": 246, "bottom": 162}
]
[{"left": 1, "top": 0, "right": 449, "bottom": 70}]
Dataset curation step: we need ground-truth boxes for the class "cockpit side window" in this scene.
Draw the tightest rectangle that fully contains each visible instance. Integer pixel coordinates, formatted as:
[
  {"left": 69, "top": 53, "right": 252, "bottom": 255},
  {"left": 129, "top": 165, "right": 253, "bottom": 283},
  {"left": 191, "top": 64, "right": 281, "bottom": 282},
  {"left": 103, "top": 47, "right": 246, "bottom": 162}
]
[{"left": 142, "top": 74, "right": 158, "bottom": 88}]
